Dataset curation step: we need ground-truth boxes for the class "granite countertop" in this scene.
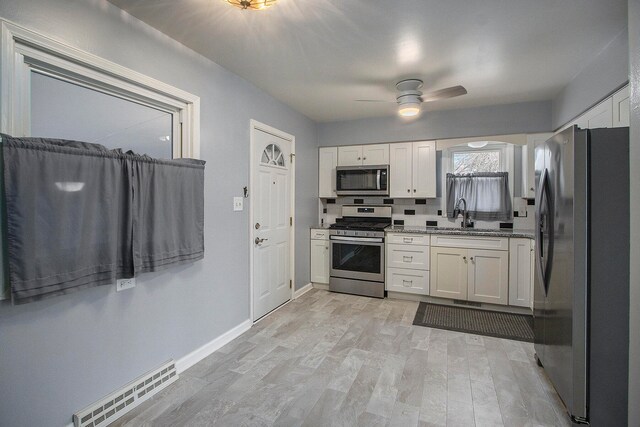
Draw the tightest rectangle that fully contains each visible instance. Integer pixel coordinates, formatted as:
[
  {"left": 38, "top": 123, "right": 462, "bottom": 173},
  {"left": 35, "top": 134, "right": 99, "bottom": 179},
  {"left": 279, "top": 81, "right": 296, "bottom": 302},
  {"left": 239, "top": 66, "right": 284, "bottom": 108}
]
[
  {"left": 386, "top": 225, "right": 535, "bottom": 239},
  {"left": 310, "top": 224, "right": 332, "bottom": 230}
]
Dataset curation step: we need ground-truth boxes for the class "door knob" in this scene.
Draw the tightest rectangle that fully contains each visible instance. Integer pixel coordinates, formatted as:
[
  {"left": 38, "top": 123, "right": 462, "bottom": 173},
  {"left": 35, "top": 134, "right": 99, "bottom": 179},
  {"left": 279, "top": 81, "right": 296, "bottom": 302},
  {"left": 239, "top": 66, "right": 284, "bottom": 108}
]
[
  {"left": 255, "top": 222, "right": 261, "bottom": 229},
  {"left": 255, "top": 237, "right": 268, "bottom": 245}
]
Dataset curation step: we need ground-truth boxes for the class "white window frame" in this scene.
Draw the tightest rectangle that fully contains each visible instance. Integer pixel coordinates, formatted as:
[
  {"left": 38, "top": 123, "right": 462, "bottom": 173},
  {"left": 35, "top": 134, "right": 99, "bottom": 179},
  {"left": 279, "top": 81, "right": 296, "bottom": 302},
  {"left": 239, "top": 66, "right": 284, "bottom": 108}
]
[
  {"left": 441, "top": 142, "right": 514, "bottom": 217},
  {"left": 0, "top": 20, "right": 201, "bottom": 299}
]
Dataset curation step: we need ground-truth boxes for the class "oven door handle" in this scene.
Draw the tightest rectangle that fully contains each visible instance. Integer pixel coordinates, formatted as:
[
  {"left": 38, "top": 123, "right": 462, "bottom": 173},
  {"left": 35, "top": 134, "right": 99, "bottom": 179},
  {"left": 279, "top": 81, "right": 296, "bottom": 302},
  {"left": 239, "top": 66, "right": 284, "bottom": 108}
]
[
  {"left": 330, "top": 236, "right": 384, "bottom": 243},
  {"left": 376, "top": 170, "right": 381, "bottom": 190}
]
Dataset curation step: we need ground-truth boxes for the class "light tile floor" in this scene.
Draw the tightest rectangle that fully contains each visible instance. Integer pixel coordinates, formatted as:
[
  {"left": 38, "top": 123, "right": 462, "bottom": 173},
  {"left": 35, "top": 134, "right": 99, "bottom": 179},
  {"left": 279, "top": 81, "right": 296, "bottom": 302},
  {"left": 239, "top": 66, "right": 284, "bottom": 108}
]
[{"left": 112, "top": 289, "right": 571, "bottom": 427}]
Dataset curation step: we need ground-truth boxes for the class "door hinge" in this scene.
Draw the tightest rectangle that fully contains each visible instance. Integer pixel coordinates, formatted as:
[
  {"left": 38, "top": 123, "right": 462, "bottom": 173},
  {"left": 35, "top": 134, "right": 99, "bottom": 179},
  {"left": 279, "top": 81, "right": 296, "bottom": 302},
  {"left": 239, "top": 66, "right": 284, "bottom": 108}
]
[
  {"left": 289, "top": 279, "right": 292, "bottom": 289},
  {"left": 290, "top": 153, "right": 295, "bottom": 162},
  {"left": 290, "top": 217, "right": 293, "bottom": 226}
]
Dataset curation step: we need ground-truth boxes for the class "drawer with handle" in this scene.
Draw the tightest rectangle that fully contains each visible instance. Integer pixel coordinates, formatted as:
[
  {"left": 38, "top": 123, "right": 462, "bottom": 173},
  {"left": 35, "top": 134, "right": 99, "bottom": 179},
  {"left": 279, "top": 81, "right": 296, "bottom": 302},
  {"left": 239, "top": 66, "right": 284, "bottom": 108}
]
[
  {"left": 386, "top": 233, "right": 430, "bottom": 246},
  {"left": 386, "top": 244, "right": 429, "bottom": 270},
  {"left": 386, "top": 267, "right": 429, "bottom": 295},
  {"left": 310, "top": 229, "right": 329, "bottom": 240}
]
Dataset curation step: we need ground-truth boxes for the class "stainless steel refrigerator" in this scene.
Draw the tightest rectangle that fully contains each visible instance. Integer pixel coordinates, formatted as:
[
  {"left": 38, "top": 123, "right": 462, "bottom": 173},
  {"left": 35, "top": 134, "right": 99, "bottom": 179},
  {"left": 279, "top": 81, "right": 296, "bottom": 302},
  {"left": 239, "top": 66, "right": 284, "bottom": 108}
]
[{"left": 534, "top": 126, "right": 629, "bottom": 425}]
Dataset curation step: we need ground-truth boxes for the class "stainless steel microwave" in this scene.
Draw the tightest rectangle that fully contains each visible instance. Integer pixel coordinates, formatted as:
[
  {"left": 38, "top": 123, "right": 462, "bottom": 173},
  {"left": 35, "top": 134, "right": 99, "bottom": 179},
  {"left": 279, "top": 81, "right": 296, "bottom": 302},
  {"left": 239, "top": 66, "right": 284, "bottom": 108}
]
[{"left": 336, "top": 165, "right": 389, "bottom": 196}]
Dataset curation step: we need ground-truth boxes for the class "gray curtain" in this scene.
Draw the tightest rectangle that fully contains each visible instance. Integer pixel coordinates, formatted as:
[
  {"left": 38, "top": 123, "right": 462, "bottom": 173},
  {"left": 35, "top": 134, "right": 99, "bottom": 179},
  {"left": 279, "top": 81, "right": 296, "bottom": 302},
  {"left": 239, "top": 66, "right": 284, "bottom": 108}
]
[
  {"left": 446, "top": 172, "right": 512, "bottom": 221},
  {"left": 1, "top": 134, "right": 204, "bottom": 304}
]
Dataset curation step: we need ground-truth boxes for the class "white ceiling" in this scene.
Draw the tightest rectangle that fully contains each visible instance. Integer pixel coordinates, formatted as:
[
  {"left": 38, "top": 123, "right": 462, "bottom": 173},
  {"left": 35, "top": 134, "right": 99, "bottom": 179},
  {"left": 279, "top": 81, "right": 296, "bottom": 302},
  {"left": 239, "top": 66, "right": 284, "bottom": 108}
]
[{"left": 107, "top": 0, "right": 627, "bottom": 122}]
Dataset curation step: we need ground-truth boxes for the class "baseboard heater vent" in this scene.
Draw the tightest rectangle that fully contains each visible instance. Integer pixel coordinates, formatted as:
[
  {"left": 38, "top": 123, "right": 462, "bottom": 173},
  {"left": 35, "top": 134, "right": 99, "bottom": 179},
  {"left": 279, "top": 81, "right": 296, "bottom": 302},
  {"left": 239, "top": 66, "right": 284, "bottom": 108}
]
[{"left": 73, "top": 360, "right": 178, "bottom": 427}]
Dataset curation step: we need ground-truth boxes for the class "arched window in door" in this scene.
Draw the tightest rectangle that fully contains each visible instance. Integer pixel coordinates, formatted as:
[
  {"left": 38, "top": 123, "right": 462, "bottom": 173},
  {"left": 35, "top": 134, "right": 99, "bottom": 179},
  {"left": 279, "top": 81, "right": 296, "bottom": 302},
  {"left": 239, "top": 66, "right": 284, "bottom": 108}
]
[{"left": 261, "top": 143, "right": 285, "bottom": 167}]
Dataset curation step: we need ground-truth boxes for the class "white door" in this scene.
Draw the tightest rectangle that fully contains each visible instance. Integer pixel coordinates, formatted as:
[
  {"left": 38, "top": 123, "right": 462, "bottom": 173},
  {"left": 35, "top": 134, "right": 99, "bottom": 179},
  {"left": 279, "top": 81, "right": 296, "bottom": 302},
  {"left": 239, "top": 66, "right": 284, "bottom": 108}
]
[
  {"left": 467, "top": 249, "right": 509, "bottom": 305},
  {"left": 362, "top": 144, "right": 389, "bottom": 165},
  {"left": 252, "top": 128, "right": 292, "bottom": 320},
  {"left": 338, "top": 145, "right": 363, "bottom": 166},
  {"left": 389, "top": 142, "right": 413, "bottom": 198},
  {"left": 412, "top": 141, "right": 436, "bottom": 198}
]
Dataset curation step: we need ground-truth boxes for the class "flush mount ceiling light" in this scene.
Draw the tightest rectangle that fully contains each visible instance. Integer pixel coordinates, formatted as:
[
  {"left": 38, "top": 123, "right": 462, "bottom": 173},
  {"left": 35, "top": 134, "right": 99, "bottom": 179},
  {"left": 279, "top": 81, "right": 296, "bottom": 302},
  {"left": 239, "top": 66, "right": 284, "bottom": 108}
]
[
  {"left": 468, "top": 141, "right": 489, "bottom": 148},
  {"left": 225, "top": 0, "right": 277, "bottom": 10}
]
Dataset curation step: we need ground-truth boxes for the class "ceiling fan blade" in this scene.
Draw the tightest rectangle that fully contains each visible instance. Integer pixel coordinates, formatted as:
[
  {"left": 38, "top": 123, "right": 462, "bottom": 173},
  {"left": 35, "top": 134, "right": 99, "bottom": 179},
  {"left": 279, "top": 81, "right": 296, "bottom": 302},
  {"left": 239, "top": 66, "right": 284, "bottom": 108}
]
[
  {"left": 421, "top": 85, "right": 467, "bottom": 102},
  {"left": 355, "top": 99, "right": 395, "bottom": 103}
]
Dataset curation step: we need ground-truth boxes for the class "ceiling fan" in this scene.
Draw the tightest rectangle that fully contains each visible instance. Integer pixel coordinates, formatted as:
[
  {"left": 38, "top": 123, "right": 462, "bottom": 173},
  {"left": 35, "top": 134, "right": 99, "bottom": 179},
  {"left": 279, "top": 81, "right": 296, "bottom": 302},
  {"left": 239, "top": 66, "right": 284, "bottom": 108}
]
[{"left": 356, "top": 79, "right": 467, "bottom": 118}]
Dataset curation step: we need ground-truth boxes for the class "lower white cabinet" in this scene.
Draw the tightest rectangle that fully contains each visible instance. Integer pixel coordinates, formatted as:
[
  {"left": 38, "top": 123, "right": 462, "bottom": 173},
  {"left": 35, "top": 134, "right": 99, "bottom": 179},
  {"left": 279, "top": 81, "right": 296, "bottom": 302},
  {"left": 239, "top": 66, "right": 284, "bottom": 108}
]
[
  {"left": 509, "top": 238, "right": 533, "bottom": 307},
  {"left": 467, "top": 249, "right": 509, "bottom": 305},
  {"left": 430, "top": 247, "right": 468, "bottom": 299},
  {"left": 385, "top": 233, "right": 430, "bottom": 295},
  {"left": 387, "top": 268, "right": 429, "bottom": 295},
  {"left": 430, "top": 236, "right": 509, "bottom": 305},
  {"left": 310, "top": 229, "right": 329, "bottom": 284}
]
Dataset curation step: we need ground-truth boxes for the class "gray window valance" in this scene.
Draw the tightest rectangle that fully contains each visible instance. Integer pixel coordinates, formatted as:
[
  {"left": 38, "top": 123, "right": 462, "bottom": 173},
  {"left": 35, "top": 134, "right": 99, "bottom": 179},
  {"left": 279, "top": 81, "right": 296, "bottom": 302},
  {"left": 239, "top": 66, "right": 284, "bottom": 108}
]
[
  {"left": 446, "top": 172, "right": 512, "bottom": 222},
  {"left": 1, "top": 134, "right": 205, "bottom": 305}
]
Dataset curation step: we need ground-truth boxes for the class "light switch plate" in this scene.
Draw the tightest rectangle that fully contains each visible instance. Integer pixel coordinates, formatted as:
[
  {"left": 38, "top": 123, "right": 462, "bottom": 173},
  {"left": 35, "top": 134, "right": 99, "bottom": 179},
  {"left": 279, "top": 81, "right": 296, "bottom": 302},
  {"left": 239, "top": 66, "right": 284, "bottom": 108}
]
[
  {"left": 233, "top": 197, "right": 244, "bottom": 211},
  {"left": 116, "top": 278, "right": 136, "bottom": 292}
]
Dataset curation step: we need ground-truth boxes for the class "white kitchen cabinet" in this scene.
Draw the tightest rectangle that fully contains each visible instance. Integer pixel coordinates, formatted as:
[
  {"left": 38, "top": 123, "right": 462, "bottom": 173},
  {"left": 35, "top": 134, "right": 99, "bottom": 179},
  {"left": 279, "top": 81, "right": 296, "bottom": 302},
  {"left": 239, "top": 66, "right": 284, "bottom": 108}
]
[
  {"left": 386, "top": 233, "right": 430, "bottom": 295},
  {"left": 337, "top": 145, "right": 362, "bottom": 166},
  {"left": 509, "top": 238, "right": 533, "bottom": 308},
  {"left": 318, "top": 147, "right": 338, "bottom": 198},
  {"left": 430, "top": 235, "right": 510, "bottom": 305},
  {"left": 467, "top": 249, "right": 509, "bottom": 305},
  {"left": 386, "top": 268, "right": 429, "bottom": 295},
  {"left": 362, "top": 144, "right": 389, "bottom": 165},
  {"left": 337, "top": 144, "right": 389, "bottom": 166},
  {"left": 310, "top": 229, "right": 329, "bottom": 284},
  {"left": 579, "top": 97, "right": 613, "bottom": 129},
  {"left": 612, "top": 85, "right": 630, "bottom": 128},
  {"left": 389, "top": 141, "right": 436, "bottom": 198},
  {"left": 430, "top": 246, "right": 468, "bottom": 300},
  {"left": 389, "top": 142, "right": 413, "bottom": 198},
  {"left": 522, "top": 133, "right": 552, "bottom": 199},
  {"left": 386, "top": 244, "right": 430, "bottom": 270}
]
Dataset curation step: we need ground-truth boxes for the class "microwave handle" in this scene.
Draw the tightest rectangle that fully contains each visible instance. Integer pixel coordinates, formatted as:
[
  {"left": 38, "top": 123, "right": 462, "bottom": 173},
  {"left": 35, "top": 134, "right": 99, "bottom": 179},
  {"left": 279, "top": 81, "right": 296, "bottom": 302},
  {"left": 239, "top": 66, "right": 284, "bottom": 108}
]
[{"left": 377, "top": 170, "right": 381, "bottom": 190}]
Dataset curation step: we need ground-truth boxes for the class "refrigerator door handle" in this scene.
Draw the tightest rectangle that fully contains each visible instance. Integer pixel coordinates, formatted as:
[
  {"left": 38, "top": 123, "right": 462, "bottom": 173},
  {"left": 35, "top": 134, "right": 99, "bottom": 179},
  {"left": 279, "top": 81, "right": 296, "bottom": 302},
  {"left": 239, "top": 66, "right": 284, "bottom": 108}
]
[{"left": 536, "top": 169, "right": 554, "bottom": 295}]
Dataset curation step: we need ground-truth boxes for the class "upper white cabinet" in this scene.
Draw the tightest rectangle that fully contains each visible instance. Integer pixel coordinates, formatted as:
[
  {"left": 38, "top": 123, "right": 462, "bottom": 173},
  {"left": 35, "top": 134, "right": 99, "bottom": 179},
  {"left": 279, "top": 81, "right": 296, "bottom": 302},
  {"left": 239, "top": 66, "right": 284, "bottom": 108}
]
[
  {"left": 389, "top": 141, "right": 436, "bottom": 198},
  {"left": 318, "top": 147, "right": 337, "bottom": 198},
  {"left": 612, "top": 86, "right": 630, "bottom": 128},
  {"left": 522, "top": 133, "right": 552, "bottom": 198},
  {"left": 580, "top": 97, "right": 613, "bottom": 129},
  {"left": 337, "top": 144, "right": 389, "bottom": 166}
]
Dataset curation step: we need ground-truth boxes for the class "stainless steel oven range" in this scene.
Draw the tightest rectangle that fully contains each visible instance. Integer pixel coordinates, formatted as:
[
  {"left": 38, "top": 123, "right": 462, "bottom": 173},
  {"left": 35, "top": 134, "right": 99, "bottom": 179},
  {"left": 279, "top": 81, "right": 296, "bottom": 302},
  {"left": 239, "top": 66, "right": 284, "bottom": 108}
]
[{"left": 329, "top": 205, "right": 392, "bottom": 298}]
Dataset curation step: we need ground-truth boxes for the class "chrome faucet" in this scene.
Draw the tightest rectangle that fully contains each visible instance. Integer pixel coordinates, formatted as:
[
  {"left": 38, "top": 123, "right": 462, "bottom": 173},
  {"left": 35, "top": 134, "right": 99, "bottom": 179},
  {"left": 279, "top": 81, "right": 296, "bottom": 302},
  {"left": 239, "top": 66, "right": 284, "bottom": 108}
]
[{"left": 454, "top": 197, "right": 471, "bottom": 229}]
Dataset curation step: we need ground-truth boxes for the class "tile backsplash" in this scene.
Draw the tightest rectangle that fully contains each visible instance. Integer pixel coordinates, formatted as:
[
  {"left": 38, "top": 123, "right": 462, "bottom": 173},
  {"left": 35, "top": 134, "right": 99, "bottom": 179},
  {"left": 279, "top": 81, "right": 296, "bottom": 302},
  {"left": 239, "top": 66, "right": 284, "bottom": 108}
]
[{"left": 319, "top": 196, "right": 535, "bottom": 230}]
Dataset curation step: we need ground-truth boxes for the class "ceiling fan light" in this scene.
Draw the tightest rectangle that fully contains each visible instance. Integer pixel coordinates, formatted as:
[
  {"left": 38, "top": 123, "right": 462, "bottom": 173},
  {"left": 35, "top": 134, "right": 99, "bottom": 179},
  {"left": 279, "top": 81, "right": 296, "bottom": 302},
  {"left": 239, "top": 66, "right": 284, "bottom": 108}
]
[
  {"left": 468, "top": 141, "right": 489, "bottom": 148},
  {"left": 225, "top": 0, "right": 276, "bottom": 10},
  {"left": 398, "top": 104, "right": 421, "bottom": 117}
]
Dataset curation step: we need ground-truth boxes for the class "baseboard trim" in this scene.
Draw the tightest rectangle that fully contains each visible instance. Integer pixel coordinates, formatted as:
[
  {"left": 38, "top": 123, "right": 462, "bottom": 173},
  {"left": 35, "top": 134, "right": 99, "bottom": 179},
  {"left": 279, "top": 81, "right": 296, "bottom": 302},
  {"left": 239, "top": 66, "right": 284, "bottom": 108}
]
[
  {"left": 175, "top": 319, "right": 252, "bottom": 373},
  {"left": 312, "top": 283, "right": 329, "bottom": 291},
  {"left": 293, "top": 283, "right": 313, "bottom": 299}
]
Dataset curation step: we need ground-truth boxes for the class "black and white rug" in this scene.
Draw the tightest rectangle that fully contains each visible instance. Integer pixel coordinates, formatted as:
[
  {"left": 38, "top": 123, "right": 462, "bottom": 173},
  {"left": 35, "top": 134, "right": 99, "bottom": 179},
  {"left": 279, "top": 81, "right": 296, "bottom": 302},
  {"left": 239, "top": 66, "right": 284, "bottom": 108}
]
[{"left": 412, "top": 302, "right": 534, "bottom": 342}]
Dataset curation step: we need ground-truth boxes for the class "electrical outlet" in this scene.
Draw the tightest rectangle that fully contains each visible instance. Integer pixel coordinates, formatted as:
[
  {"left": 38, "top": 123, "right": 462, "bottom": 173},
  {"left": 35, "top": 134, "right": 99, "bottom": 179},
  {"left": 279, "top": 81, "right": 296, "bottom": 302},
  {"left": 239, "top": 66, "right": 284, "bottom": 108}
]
[
  {"left": 233, "top": 197, "right": 243, "bottom": 211},
  {"left": 116, "top": 278, "right": 136, "bottom": 292}
]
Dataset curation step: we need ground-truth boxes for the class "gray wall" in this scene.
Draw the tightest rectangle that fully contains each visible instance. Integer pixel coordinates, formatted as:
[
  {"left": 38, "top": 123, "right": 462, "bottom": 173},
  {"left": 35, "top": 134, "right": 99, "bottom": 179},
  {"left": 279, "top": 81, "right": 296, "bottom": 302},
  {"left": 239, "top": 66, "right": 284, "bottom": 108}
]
[
  {"left": 551, "top": 28, "right": 629, "bottom": 130},
  {"left": 0, "top": 1, "right": 317, "bottom": 426},
  {"left": 318, "top": 101, "right": 552, "bottom": 146},
  {"left": 628, "top": 1, "right": 639, "bottom": 424}
]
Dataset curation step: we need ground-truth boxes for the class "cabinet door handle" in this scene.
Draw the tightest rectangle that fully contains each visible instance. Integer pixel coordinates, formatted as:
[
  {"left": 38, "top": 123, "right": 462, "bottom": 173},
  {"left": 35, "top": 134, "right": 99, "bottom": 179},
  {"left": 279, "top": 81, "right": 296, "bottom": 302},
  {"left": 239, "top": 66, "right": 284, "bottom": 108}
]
[
  {"left": 413, "top": 189, "right": 416, "bottom": 192},
  {"left": 463, "top": 256, "right": 467, "bottom": 262},
  {"left": 357, "top": 157, "right": 361, "bottom": 160},
  {"left": 470, "top": 257, "right": 474, "bottom": 261},
  {"left": 407, "top": 189, "right": 410, "bottom": 193},
  {"left": 403, "top": 256, "right": 413, "bottom": 262},
  {"left": 403, "top": 237, "right": 413, "bottom": 243},
  {"left": 363, "top": 157, "right": 367, "bottom": 160},
  {"left": 402, "top": 279, "right": 413, "bottom": 287}
]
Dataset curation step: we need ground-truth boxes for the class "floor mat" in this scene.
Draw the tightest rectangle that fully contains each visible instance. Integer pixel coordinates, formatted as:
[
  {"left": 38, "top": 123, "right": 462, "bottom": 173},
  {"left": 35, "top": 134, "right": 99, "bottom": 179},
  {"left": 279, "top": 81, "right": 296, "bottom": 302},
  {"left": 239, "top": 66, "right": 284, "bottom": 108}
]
[{"left": 412, "top": 302, "right": 534, "bottom": 342}]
